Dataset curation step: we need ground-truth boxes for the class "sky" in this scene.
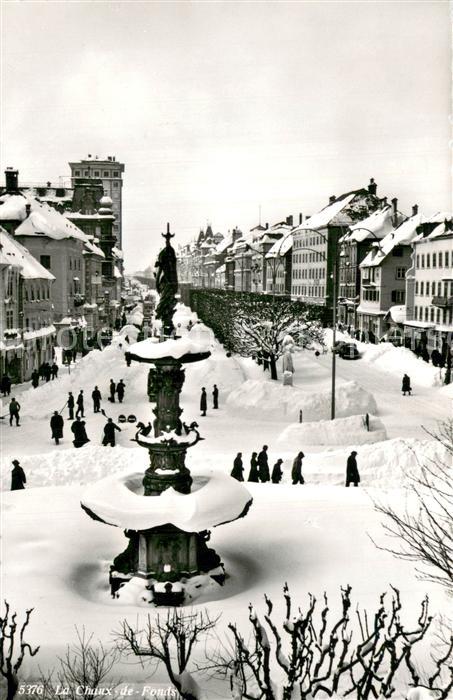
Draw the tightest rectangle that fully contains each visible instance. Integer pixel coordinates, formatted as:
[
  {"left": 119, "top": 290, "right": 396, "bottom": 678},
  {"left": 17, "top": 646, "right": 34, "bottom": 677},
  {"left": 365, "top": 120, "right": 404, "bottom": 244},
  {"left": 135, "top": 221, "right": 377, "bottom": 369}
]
[{"left": 1, "top": 0, "right": 451, "bottom": 272}]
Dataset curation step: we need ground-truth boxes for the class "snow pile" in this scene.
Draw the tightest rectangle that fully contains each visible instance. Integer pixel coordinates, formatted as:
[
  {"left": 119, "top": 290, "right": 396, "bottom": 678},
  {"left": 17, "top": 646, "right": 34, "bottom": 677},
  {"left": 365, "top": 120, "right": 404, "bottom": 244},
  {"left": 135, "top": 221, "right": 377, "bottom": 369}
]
[
  {"left": 173, "top": 303, "right": 198, "bottom": 328},
  {"left": 0, "top": 445, "right": 148, "bottom": 491},
  {"left": 302, "top": 437, "right": 448, "bottom": 487},
  {"left": 81, "top": 469, "right": 252, "bottom": 531},
  {"left": 361, "top": 344, "right": 443, "bottom": 387},
  {"left": 117, "top": 324, "right": 140, "bottom": 342},
  {"left": 17, "top": 343, "right": 146, "bottom": 417},
  {"left": 277, "top": 414, "right": 387, "bottom": 448},
  {"left": 226, "top": 380, "right": 377, "bottom": 422}
]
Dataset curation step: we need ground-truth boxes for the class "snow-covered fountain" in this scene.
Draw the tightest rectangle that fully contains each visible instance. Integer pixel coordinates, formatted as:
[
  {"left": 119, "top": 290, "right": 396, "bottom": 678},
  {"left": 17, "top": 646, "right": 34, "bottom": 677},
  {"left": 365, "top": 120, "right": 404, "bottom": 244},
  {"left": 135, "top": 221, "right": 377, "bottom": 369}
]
[{"left": 81, "top": 226, "right": 252, "bottom": 605}]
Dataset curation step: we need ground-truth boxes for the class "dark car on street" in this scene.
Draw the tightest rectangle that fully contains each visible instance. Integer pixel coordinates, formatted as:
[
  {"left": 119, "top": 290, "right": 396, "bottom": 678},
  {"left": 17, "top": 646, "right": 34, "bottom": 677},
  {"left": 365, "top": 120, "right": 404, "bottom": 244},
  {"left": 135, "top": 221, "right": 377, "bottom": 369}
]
[{"left": 338, "top": 342, "right": 360, "bottom": 360}]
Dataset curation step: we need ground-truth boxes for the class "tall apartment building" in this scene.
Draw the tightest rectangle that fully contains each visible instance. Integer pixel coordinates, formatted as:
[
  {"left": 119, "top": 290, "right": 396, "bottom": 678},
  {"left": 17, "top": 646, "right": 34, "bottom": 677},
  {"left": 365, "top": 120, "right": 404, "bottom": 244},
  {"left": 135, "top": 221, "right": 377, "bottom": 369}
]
[{"left": 68, "top": 155, "right": 125, "bottom": 248}]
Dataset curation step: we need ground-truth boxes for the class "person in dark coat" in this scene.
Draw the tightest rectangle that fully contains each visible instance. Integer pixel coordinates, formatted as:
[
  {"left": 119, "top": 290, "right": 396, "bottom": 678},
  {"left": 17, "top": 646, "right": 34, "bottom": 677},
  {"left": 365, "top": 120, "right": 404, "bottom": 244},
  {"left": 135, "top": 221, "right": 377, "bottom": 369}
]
[
  {"left": 248, "top": 452, "right": 259, "bottom": 482},
  {"left": 71, "top": 417, "right": 90, "bottom": 448},
  {"left": 212, "top": 384, "right": 219, "bottom": 409},
  {"left": 38, "top": 363, "right": 46, "bottom": 380},
  {"left": 116, "top": 380, "right": 126, "bottom": 403},
  {"left": 125, "top": 352, "right": 132, "bottom": 367},
  {"left": 291, "top": 452, "right": 305, "bottom": 485},
  {"left": 257, "top": 445, "right": 270, "bottom": 482},
  {"left": 109, "top": 379, "right": 116, "bottom": 403},
  {"left": 76, "top": 390, "right": 85, "bottom": 418},
  {"left": 102, "top": 418, "right": 121, "bottom": 447},
  {"left": 231, "top": 453, "right": 244, "bottom": 481},
  {"left": 31, "top": 369, "right": 39, "bottom": 388},
  {"left": 50, "top": 411, "right": 64, "bottom": 445},
  {"left": 51, "top": 362, "right": 59, "bottom": 379},
  {"left": 346, "top": 451, "right": 360, "bottom": 487},
  {"left": 67, "top": 391, "right": 75, "bottom": 420},
  {"left": 401, "top": 374, "right": 412, "bottom": 396},
  {"left": 44, "top": 363, "right": 51, "bottom": 382},
  {"left": 92, "top": 386, "right": 102, "bottom": 413},
  {"left": 200, "top": 387, "right": 207, "bottom": 417},
  {"left": 11, "top": 459, "right": 26, "bottom": 490},
  {"left": 1, "top": 374, "right": 11, "bottom": 396},
  {"left": 271, "top": 459, "right": 284, "bottom": 484},
  {"left": 9, "top": 398, "right": 21, "bottom": 426}
]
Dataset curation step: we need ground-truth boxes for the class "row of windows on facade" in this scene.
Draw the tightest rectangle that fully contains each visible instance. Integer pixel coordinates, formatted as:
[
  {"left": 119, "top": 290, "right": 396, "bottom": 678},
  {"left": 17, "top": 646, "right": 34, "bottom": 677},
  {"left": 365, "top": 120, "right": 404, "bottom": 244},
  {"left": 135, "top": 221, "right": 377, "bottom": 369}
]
[
  {"left": 5, "top": 309, "right": 53, "bottom": 330},
  {"left": 292, "top": 266, "right": 326, "bottom": 280},
  {"left": 290, "top": 285, "right": 325, "bottom": 298},
  {"left": 39, "top": 256, "right": 84, "bottom": 272},
  {"left": 415, "top": 280, "right": 453, "bottom": 297},
  {"left": 293, "top": 235, "right": 326, "bottom": 249},
  {"left": 24, "top": 286, "right": 51, "bottom": 302},
  {"left": 74, "top": 170, "right": 120, "bottom": 178},
  {"left": 414, "top": 305, "right": 453, "bottom": 325},
  {"left": 415, "top": 250, "right": 451, "bottom": 269}
]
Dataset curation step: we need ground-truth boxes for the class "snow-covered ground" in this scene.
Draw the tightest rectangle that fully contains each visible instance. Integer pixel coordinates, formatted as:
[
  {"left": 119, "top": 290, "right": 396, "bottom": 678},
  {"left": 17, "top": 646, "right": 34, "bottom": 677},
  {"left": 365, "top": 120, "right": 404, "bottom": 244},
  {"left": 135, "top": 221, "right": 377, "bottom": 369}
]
[{"left": 1, "top": 318, "right": 451, "bottom": 698}]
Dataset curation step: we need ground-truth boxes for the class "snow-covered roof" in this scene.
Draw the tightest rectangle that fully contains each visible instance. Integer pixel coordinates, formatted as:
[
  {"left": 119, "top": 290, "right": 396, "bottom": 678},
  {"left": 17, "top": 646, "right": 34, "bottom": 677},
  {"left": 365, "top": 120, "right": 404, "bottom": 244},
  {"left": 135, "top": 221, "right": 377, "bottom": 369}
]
[
  {"left": 266, "top": 233, "right": 293, "bottom": 258},
  {"left": 83, "top": 238, "right": 105, "bottom": 257},
  {"left": 385, "top": 306, "right": 406, "bottom": 324},
  {"left": 215, "top": 233, "right": 233, "bottom": 255},
  {"left": 343, "top": 205, "right": 398, "bottom": 243},
  {"left": 414, "top": 218, "right": 453, "bottom": 243},
  {"left": 0, "top": 228, "right": 55, "bottom": 280},
  {"left": 360, "top": 213, "right": 421, "bottom": 268},
  {"left": 80, "top": 469, "right": 252, "bottom": 532},
  {"left": 112, "top": 246, "right": 123, "bottom": 259},
  {"left": 114, "top": 265, "right": 122, "bottom": 279},
  {"left": 293, "top": 193, "right": 357, "bottom": 232},
  {"left": 0, "top": 194, "right": 89, "bottom": 243}
]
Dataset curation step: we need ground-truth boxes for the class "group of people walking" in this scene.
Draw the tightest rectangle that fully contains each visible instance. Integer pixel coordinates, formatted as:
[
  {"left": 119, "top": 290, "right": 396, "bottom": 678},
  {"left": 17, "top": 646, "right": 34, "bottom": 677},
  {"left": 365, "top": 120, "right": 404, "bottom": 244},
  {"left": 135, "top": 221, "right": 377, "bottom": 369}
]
[
  {"left": 60, "top": 380, "right": 127, "bottom": 447},
  {"left": 200, "top": 385, "right": 219, "bottom": 416},
  {"left": 66, "top": 379, "right": 126, "bottom": 420},
  {"left": 231, "top": 446, "right": 361, "bottom": 487}
]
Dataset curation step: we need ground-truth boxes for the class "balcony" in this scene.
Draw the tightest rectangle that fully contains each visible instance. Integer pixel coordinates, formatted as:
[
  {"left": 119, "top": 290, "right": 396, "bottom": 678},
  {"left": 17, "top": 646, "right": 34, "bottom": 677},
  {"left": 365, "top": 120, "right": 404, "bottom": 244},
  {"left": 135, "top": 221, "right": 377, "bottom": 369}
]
[{"left": 432, "top": 296, "right": 453, "bottom": 308}]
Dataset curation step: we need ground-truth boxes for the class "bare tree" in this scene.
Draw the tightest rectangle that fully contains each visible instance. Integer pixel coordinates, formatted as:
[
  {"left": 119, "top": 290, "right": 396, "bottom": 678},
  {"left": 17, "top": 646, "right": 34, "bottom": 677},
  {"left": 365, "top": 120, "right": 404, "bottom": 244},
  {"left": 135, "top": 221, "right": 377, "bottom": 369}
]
[
  {"left": 374, "top": 420, "right": 453, "bottom": 594},
  {"left": 205, "top": 584, "right": 453, "bottom": 699},
  {"left": 0, "top": 602, "right": 40, "bottom": 700},
  {"left": 39, "top": 627, "right": 119, "bottom": 700},
  {"left": 117, "top": 609, "right": 219, "bottom": 700}
]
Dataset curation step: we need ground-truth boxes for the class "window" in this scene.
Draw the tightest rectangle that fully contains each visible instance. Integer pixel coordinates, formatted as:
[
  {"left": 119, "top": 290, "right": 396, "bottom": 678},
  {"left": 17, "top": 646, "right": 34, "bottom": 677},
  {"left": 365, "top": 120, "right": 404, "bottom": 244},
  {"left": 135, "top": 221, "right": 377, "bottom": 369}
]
[
  {"left": 431, "top": 281, "right": 436, "bottom": 296},
  {"left": 40, "top": 255, "right": 51, "bottom": 270},
  {"left": 74, "top": 170, "right": 80, "bottom": 176},
  {"left": 445, "top": 251, "right": 450, "bottom": 268},
  {"left": 421, "top": 254, "right": 425, "bottom": 268},
  {"left": 113, "top": 182, "right": 119, "bottom": 188},
  {"left": 103, "top": 171, "right": 109, "bottom": 177},
  {"left": 416, "top": 254, "right": 420, "bottom": 268},
  {"left": 94, "top": 171, "right": 100, "bottom": 177},
  {"left": 415, "top": 281, "right": 419, "bottom": 294},
  {"left": 420, "top": 281, "right": 424, "bottom": 295},
  {"left": 430, "top": 308, "right": 434, "bottom": 322},
  {"left": 426, "top": 254, "right": 430, "bottom": 268},
  {"left": 425, "top": 307, "right": 429, "bottom": 321},
  {"left": 439, "top": 252, "right": 443, "bottom": 267},
  {"left": 391, "top": 289, "right": 405, "bottom": 303},
  {"left": 69, "top": 259, "right": 72, "bottom": 270},
  {"left": 84, "top": 170, "right": 89, "bottom": 176},
  {"left": 432, "top": 253, "right": 437, "bottom": 268},
  {"left": 113, "top": 171, "right": 119, "bottom": 177},
  {"left": 395, "top": 267, "right": 406, "bottom": 279},
  {"left": 438, "top": 282, "right": 442, "bottom": 296},
  {"left": 436, "top": 309, "right": 440, "bottom": 323}
]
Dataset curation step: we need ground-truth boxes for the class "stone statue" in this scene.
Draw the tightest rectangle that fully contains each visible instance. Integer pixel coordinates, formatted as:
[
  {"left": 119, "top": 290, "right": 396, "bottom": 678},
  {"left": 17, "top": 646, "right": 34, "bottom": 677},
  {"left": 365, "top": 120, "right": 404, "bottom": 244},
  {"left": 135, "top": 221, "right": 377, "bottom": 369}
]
[{"left": 154, "top": 223, "right": 178, "bottom": 336}]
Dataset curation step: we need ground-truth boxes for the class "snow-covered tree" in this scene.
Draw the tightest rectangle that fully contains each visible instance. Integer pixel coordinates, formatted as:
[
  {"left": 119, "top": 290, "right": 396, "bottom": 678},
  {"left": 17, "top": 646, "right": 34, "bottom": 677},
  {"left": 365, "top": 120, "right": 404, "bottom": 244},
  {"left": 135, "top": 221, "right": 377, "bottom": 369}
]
[
  {"left": 375, "top": 419, "right": 453, "bottom": 595},
  {"left": 230, "top": 296, "right": 324, "bottom": 380}
]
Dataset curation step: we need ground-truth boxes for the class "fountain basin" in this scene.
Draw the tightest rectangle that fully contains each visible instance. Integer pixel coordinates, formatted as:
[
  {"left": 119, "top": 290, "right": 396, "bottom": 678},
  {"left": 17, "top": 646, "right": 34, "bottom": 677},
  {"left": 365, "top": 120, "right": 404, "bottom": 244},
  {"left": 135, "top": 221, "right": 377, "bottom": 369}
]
[{"left": 127, "top": 336, "right": 211, "bottom": 364}]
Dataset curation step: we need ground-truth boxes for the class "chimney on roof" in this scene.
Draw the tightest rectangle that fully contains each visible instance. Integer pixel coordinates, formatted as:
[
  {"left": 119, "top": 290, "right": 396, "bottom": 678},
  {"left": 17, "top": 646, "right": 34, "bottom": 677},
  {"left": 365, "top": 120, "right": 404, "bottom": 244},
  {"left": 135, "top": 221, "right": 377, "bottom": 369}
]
[
  {"left": 381, "top": 196, "right": 388, "bottom": 208},
  {"left": 4, "top": 168, "right": 18, "bottom": 193},
  {"left": 444, "top": 219, "right": 453, "bottom": 232},
  {"left": 25, "top": 203, "right": 31, "bottom": 218},
  {"left": 47, "top": 181, "right": 51, "bottom": 188},
  {"left": 299, "top": 212, "right": 303, "bottom": 225},
  {"left": 412, "top": 204, "right": 419, "bottom": 216},
  {"left": 265, "top": 222, "right": 269, "bottom": 230},
  {"left": 286, "top": 215, "right": 293, "bottom": 227},
  {"left": 391, "top": 198, "right": 398, "bottom": 227},
  {"left": 368, "top": 178, "right": 377, "bottom": 195},
  {"left": 329, "top": 195, "right": 336, "bottom": 204}
]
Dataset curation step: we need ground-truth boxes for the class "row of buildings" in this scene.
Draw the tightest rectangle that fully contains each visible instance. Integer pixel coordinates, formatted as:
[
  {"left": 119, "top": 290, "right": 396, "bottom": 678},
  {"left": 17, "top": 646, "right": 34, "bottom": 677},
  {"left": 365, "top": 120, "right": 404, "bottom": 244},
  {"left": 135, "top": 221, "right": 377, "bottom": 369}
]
[
  {"left": 0, "top": 157, "right": 125, "bottom": 383},
  {"left": 177, "top": 178, "right": 452, "bottom": 357}
]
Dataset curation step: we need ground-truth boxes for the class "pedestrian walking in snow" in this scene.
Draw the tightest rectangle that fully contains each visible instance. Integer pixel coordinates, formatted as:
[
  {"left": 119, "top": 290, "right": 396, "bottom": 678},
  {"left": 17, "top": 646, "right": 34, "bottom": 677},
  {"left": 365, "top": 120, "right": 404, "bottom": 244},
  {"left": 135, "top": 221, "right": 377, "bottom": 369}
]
[
  {"left": 76, "top": 390, "right": 85, "bottom": 418},
  {"left": 346, "top": 451, "right": 360, "bottom": 487},
  {"left": 44, "top": 363, "right": 51, "bottom": 382},
  {"left": 231, "top": 453, "right": 244, "bottom": 481},
  {"left": 1, "top": 374, "right": 11, "bottom": 396},
  {"left": 200, "top": 387, "right": 207, "bottom": 417},
  {"left": 271, "top": 459, "right": 284, "bottom": 484},
  {"left": 117, "top": 379, "right": 126, "bottom": 403},
  {"left": 9, "top": 397, "right": 21, "bottom": 426},
  {"left": 67, "top": 391, "right": 75, "bottom": 420},
  {"left": 39, "top": 363, "right": 46, "bottom": 380},
  {"left": 291, "top": 452, "right": 305, "bottom": 485},
  {"left": 92, "top": 386, "right": 102, "bottom": 413},
  {"left": 109, "top": 379, "right": 116, "bottom": 403},
  {"left": 31, "top": 369, "right": 39, "bottom": 388},
  {"left": 247, "top": 452, "right": 259, "bottom": 482},
  {"left": 402, "top": 374, "right": 412, "bottom": 396},
  {"left": 51, "top": 362, "right": 59, "bottom": 380},
  {"left": 50, "top": 410, "right": 64, "bottom": 445},
  {"left": 71, "top": 417, "right": 90, "bottom": 448},
  {"left": 102, "top": 417, "right": 121, "bottom": 447},
  {"left": 257, "top": 445, "right": 270, "bottom": 483},
  {"left": 213, "top": 384, "right": 219, "bottom": 409},
  {"left": 11, "top": 459, "right": 26, "bottom": 490}
]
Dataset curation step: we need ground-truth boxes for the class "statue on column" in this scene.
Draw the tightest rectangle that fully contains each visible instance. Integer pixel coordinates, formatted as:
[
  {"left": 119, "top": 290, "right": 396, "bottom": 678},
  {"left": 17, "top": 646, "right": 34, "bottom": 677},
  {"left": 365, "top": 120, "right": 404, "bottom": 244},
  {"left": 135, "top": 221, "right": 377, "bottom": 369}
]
[{"left": 155, "top": 223, "right": 178, "bottom": 337}]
